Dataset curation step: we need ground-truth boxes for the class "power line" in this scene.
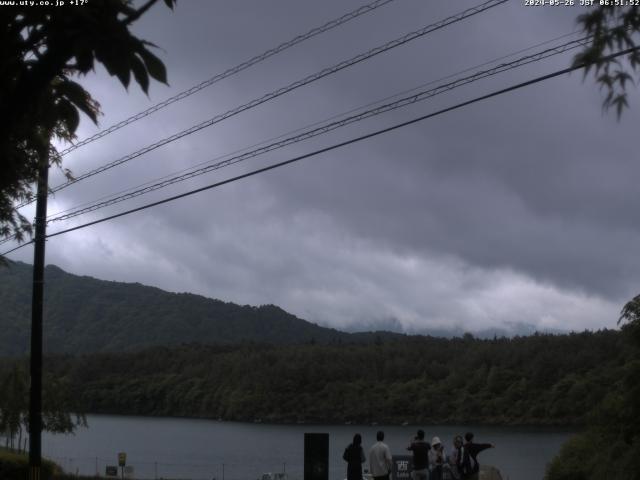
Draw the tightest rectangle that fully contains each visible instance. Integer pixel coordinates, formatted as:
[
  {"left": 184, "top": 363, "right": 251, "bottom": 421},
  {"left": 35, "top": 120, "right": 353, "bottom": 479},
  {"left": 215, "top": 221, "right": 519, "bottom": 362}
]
[
  {"left": 56, "top": 0, "right": 398, "bottom": 157},
  {"left": 0, "top": 30, "right": 592, "bottom": 239},
  {"left": 0, "top": 27, "right": 588, "bottom": 228},
  {"left": 1, "top": 45, "right": 631, "bottom": 258},
  {"left": 1, "top": 28, "right": 587, "bottom": 250},
  {"left": 1, "top": 241, "right": 32, "bottom": 256},
  {"left": 46, "top": 34, "right": 594, "bottom": 224},
  {"left": 25, "top": 0, "right": 506, "bottom": 206},
  {"left": 14, "top": 0, "right": 398, "bottom": 210},
  {"left": 46, "top": 28, "right": 585, "bottom": 221}
]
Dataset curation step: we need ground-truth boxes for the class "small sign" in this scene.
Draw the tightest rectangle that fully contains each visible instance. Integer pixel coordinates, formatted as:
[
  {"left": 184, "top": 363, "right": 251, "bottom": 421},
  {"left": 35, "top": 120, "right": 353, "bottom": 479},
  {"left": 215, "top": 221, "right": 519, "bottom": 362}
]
[
  {"left": 392, "top": 455, "right": 413, "bottom": 480},
  {"left": 118, "top": 452, "right": 127, "bottom": 467},
  {"left": 105, "top": 466, "right": 118, "bottom": 476},
  {"left": 124, "top": 465, "right": 135, "bottom": 478}
]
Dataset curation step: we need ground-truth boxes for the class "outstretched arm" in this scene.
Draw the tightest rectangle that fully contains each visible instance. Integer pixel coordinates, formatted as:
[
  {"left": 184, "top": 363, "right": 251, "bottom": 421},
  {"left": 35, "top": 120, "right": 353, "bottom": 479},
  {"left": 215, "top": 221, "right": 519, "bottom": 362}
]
[{"left": 474, "top": 443, "right": 494, "bottom": 455}]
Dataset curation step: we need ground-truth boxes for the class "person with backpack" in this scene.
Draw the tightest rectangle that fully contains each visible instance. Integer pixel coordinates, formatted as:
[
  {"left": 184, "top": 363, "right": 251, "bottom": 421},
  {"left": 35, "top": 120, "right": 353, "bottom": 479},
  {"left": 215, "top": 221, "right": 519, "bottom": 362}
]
[
  {"left": 459, "top": 432, "right": 494, "bottom": 480},
  {"left": 343, "top": 433, "right": 366, "bottom": 480}
]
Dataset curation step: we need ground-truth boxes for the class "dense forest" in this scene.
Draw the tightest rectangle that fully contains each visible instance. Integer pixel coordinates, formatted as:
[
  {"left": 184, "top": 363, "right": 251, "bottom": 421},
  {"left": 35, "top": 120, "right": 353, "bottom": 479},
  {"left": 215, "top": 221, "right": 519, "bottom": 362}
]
[
  {"left": 545, "top": 295, "right": 640, "bottom": 480},
  {"left": 3, "top": 259, "right": 639, "bottom": 478},
  {"left": 0, "top": 329, "right": 628, "bottom": 427}
]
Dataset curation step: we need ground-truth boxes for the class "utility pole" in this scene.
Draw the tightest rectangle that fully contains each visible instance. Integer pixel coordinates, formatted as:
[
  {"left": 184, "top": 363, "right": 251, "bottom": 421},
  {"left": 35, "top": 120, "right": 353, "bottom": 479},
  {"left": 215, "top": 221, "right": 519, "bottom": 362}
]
[{"left": 29, "top": 155, "right": 49, "bottom": 480}]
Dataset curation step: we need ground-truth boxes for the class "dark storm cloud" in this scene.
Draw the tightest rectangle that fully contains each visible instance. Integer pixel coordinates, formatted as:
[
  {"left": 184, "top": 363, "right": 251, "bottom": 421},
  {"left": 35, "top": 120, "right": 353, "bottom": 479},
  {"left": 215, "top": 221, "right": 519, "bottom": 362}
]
[
  {"left": 10, "top": 0, "right": 638, "bottom": 333},
  {"left": 261, "top": 74, "right": 640, "bottom": 301}
]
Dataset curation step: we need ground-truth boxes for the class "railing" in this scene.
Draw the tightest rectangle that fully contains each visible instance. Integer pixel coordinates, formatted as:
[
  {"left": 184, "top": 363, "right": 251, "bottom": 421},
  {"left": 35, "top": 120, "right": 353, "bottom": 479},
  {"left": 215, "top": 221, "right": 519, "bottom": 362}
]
[{"left": 46, "top": 456, "right": 290, "bottom": 480}]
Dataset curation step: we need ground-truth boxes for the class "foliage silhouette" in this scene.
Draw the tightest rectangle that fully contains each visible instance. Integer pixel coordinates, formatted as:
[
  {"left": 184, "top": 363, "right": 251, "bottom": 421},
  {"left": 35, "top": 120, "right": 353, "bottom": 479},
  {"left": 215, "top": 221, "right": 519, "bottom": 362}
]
[{"left": 0, "top": 0, "right": 176, "bottom": 244}]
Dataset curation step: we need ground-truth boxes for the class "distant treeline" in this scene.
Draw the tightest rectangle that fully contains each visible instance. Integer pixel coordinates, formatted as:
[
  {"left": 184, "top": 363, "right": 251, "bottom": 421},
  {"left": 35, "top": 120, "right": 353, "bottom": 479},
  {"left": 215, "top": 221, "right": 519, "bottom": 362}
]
[{"left": 5, "top": 330, "right": 629, "bottom": 426}]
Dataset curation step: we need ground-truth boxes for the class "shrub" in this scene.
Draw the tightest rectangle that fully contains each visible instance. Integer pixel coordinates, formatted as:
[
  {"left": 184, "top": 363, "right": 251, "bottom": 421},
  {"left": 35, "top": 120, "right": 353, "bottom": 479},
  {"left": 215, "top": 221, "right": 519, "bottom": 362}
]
[
  {"left": 545, "top": 435, "right": 593, "bottom": 480},
  {"left": 0, "top": 448, "right": 60, "bottom": 480}
]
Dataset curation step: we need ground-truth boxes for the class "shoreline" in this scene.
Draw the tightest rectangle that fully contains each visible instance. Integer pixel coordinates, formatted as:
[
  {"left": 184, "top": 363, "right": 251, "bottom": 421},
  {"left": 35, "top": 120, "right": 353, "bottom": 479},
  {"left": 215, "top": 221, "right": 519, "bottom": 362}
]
[{"left": 79, "top": 411, "right": 581, "bottom": 431}]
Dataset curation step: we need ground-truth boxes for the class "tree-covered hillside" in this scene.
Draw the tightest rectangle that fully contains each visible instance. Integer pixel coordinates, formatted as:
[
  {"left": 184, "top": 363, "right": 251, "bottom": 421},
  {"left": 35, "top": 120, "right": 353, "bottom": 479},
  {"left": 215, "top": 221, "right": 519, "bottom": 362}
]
[
  {"left": 0, "top": 261, "right": 404, "bottom": 355},
  {"left": 545, "top": 295, "right": 640, "bottom": 480},
  {"left": 11, "top": 329, "right": 626, "bottom": 427}
]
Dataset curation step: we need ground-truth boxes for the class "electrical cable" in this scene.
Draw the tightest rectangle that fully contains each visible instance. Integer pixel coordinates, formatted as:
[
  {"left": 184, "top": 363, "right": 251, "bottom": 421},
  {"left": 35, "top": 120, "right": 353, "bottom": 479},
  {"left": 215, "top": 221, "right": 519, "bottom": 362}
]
[
  {"left": 45, "top": 27, "right": 585, "bottom": 220},
  {"left": 45, "top": 34, "right": 594, "bottom": 224},
  {"left": 17, "top": 0, "right": 506, "bottom": 209},
  {"left": 3, "top": 45, "right": 634, "bottom": 258},
  {"left": 0, "top": 26, "right": 587, "bottom": 249},
  {"left": 57, "top": 0, "right": 399, "bottom": 157}
]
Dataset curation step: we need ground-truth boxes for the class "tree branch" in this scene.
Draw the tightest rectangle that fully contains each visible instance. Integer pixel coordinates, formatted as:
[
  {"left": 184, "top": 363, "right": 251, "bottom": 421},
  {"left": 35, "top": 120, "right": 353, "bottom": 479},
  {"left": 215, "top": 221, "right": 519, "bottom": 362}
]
[{"left": 123, "top": 0, "right": 159, "bottom": 25}]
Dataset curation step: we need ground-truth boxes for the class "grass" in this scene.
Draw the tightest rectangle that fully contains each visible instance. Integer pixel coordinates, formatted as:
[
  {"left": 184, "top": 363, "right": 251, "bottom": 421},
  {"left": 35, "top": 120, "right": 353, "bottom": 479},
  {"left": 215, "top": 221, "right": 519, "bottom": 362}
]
[{"left": 0, "top": 447, "right": 101, "bottom": 480}]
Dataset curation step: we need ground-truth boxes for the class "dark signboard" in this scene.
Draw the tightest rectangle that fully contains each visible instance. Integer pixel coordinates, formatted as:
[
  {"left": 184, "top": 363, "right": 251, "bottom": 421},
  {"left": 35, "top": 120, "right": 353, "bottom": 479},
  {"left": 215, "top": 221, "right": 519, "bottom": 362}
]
[
  {"left": 105, "top": 466, "right": 118, "bottom": 476},
  {"left": 392, "top": 455, "right": 413, "bottom": 480},
  {"left": 304, "top": 433, "right": 329, "bottom": 480}
]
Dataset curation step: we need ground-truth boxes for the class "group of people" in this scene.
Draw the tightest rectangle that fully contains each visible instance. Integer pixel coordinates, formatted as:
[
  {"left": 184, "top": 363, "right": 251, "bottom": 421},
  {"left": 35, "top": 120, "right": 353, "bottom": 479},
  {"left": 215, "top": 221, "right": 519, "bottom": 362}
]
[{"left": 343, "top": 430, "right": 495, "bottom": 480}]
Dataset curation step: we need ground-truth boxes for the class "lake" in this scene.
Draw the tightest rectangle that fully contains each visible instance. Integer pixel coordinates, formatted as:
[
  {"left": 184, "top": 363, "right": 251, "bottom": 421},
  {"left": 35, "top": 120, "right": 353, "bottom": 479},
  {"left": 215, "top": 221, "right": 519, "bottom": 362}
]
[{"left": 41, "top": 415, "right": 573, "bottom": 480}]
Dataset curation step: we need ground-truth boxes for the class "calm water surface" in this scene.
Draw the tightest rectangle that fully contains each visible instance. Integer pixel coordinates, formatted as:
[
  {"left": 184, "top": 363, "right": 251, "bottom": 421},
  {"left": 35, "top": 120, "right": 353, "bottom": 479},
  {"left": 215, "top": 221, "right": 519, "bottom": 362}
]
[{"left": 41, "top": 415, "right": 573, "bottom": 480}]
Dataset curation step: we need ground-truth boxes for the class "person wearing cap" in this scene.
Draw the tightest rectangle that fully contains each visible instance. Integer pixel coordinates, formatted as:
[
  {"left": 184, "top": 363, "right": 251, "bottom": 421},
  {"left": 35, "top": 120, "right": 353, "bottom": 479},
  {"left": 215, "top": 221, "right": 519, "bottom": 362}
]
[
  {"left": 428, "top": 436, "right": 446, "bottom": 480},
  {"left": 406, "top": 429, "right": 430, "bottom": 480}
]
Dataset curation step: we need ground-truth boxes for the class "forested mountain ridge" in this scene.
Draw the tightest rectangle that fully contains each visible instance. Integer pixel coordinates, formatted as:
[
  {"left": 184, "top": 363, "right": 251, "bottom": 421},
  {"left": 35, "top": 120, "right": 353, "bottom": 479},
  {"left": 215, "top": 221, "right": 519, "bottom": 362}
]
[
  {"left": 2, "top": 260, "right": 633, "bottom": 430},
  {"left": 0, "top": 261, "right": 405, "bottom": 355},
  {"left": 1, "top": 261, "right": 570, "bottom": 356},
  {"left": 6, "top": 329, "right": 625, "bottom": 427}
]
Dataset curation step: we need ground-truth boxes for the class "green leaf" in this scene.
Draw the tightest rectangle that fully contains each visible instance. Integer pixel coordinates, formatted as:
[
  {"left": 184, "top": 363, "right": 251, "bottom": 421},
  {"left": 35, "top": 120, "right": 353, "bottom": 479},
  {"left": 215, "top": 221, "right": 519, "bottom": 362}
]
[
  {"left": 629, "top": 50, "right": 640, "bottom": 69},
  {"left": 130, "top": 54, "right": 149, "bottom": 94},
  {"left": 614, "top": 70, "right": 634, "bottom": 89},
  {"left": 72, "top": 43, "right": 95, "bottom": 73},
  {"left": 613, "top": 94, "right": 629, "bottom": 119},
  {"left": 57, "top": 80, "right": 100, "bottom": 124},
  {"left": 597, "top": 73, "right": 614, "bottom": 89},
  {"left": 115, "top": 62, "right": 132, "bottom": 90},
  {"left": 603, "top": 89, "right": 615, "bottom": 106},
  {"left": 58, "top": 99, "right": 80, "bottom": 135},
  {"left": 137, "top": 45, "right": 168, "bottom": 84},
  {"left": 95, "top": 40, "right": 132, "bottom": 90}
]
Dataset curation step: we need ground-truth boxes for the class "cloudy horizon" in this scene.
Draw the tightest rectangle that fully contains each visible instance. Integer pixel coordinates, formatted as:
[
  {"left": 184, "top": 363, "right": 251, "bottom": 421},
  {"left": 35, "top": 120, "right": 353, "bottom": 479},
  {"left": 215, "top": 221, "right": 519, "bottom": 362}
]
[{"left": 5, "top": 0, "right": 639, "bottom": 335}]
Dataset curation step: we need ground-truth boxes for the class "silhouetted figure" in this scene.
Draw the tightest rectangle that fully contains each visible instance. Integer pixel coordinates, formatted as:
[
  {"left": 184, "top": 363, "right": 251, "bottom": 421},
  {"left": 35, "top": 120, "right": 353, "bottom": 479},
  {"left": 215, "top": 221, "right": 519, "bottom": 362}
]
[
  {"left": 369, "top": 431, "right": 392, "bottom": 480},
  {"left": 406, "top": 429, "right": 430, "bottom": 480},
  {"left": 343, "top": 433, "right": 366, "bottom": 480},
  {"left": 460, "top": 432, "right": 495, "bottom": 480},
  {"left": 447, "top": 435, "right": 464, "bottom": 480}
]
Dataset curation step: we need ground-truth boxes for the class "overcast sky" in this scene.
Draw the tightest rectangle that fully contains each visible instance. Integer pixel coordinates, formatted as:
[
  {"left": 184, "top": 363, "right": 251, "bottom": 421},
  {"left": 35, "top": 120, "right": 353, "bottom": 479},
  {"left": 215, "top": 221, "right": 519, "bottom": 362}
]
[{"left": 8, "top": 0, "right": 640, "bottom": 334}]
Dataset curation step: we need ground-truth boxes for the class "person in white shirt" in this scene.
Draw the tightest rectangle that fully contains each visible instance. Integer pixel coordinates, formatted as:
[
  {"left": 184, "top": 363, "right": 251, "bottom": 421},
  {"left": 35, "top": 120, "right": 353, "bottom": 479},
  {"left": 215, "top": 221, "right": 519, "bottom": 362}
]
[
  {"left": 428, "top": 436, "right": 446, "bottom": 480},
  {"left": 369, "top": 430, "right": 393, "bottom": 480}
]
